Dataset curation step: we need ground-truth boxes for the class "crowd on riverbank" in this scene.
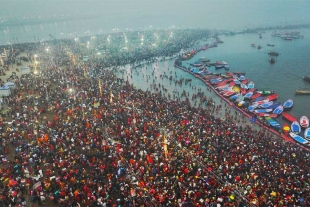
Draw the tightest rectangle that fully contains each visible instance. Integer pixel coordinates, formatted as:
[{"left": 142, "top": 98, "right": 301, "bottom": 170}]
[{"left": 0, "top": 29, "right": 310, "bottom": 207}]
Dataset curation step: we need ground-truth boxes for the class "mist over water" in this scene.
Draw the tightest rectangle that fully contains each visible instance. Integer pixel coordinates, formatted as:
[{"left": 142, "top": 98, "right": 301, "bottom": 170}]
[{"left": 1, "top": 0, "right": 310, "bottom": 44}]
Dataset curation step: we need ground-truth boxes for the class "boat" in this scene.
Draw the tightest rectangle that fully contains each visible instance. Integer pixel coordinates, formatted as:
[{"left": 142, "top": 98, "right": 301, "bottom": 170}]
[
  {"left": 283, "top": 99, "right": 293, "bottom": 109},
  {"left": 232, "top": 86, "right": 240, "bottom": 93},
  {"left": 267, "top": 103, "right": 281, "bottom": 110},
  {"left": 250, "top": 93, "right": 261, "bottom": 100},
  {"left": 282, "top": 112, "right": 298, "bottom": 123},
  {"left": 273, "top": 105, "right": 284, "bottom": 115},
  {"left": 258, "top": 113, "right": 278, "bottom": 118},
  {"left": 199, "top": 57, "right": 210, "bottom": 62},
  {"left": 248, "top": 103, "right": 258, "bottom": 112},
  {"left": 285, "top": 37, "right": 292, "bottom": 40},
  {"left": 291, "top": 121, "right": 301, "bottom": 134},
  {"left": 222, "top": 90, "right": 235, "bottom": 97},
  {"left": 247, "top": 81, "right": 254, "bottom": 89},
  {"left": 259, "top": 101, "right": 274, "bottom": 108},
  {"left": 229, "top": 81, "right": 235, "bottom": 87},
  {"left": 304, "top": 128, "right": 310, "bottom": 139},
  {"left": 240, "top": 84, "right": 248, "bottom": 90},
  {"left": 267, "top": 44, "right": 275, "bottom": 47},
  {"left": 239, "top": 75, "right": 245, "bottom": 81},
  {"left": 209, "top": 77, "right": 222, "bottom": 84},
  {"left": 268, "top": 51, "right": 279, "bottom": 56},
  {"left": 295, "top": 89, "right": 310, "bottom": 95},
  {"left": 254, "top": 108, "right": 273, "bottom": 113},
  {"left": 265, "top": 117, "right": 281, "bottom": 129},
  {"left": 290, "top": 132, "right": 310, "bottom": 147},
  {"left": 224, "top": 65, "right": 230, "bottom": 70},
  {"left": 303, "top": 75, "right": 310, "bottom": 82},
  {"left": 240, "top": 88, "right": 247, "bottom": 95},
  {"left": 233, "top": 79, "right": 241, "bottom": 85},
  {"left": 230, "top": 93, "right": 241, "bottom": 100},
  {"left": 300, "top": 116, "right": 309, "bottom": 128},
  {"left": 215, "top": 64, "right": 224, "bottom": 69},
  {"left": 244, "top": 91, "right": 253, "bottom": 99},
  {"left": 270, "top": 58, "right": 275, "bottom": 64},
  {"left": 266, "top": 93, "right": 278, "bottom": 101},
  {"left": 253, "top": 99, "right": 269, "bottom": 106},
  {"left": 257, "top": 89, "right": 274, "bottom": 95}
]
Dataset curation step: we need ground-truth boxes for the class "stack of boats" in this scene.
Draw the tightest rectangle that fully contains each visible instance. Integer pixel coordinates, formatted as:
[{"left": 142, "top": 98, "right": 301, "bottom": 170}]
[{"left": 208, "top": 73, "right": 301, "bottom": 131}]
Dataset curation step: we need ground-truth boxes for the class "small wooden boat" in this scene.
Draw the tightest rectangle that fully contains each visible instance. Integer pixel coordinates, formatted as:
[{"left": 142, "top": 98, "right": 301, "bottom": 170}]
[
  {"left": 283, "top": 99, "right": 293, "bottom": 109},
  {"left": 273, "top": 105, "right": 284, "bottom": 115},
  {"left": 300, "top": 116, "right": 309, "bottom": 128},
  {"left": 258, "top": 113, "right": 278, "bottom": 118},
  {"left": 247, "top": 81, "right": 255, "bottom": 89},
  {"left": 244, "top": 91, "right": 253, "bottom": 99},
  {"left": 304, "top": 128, "right": 310, "bottom": 139},
  {"left": 233, "top": 79, "right": 241, "bottom": 85},
  {"left": 270, "top": 58, "right": 275, "bottom": 64},
  {"left": 290, "top": 132, "right": 310, "bottom": 147},
  {"left": 267, "top": 103, "right": 281, "bottom": 110},
  {"left": 230, "top": 93, "right": 240, "bottom": 100},
  {"left": 265, "top": 117, "right": 281, "bottom": 129},
  {"left": 266, "top": 93, "right": 278, "bottom": 101},
  {"left": 232, "top": 86, "right": 240, "bottom": 93},
  {"left": 291, "top": 121, "right": 301, "bottom": 134},
  {"left": 248, "top": 103, "right": 258, "bottom": 112},
  {"left": 254, "top": 108, "right": 273, "bottom": 113},
  {"left": 267, "top": 44, "right": 275, "bottom": 47},
  {"left": 241, "top": 79, "right": 249, "bottom": 85},
  {"left": 239, "top": 75, "right": 245, "bottom": 81},
  {"left": 250, "top": 93, "right": 261, "bottom": 100},
  {"left": 199, "top": 57, "right": 210, "bottom": 62},
  {"left": 223, "top": 90, "right": 235, "bottom": 97},
  {"left": 282, "top": 112, "right": 298, "bottom": 123},
  {"left": 240, "top": 88, "right": 247, "bottom": 95},
  {"left": 295, "top": 89, "right": 310, "bottom": 95},
  {"left": 259, "top": 101, "right": 274, "bottom": 108},
  {"left": 248, "top": 88, "right": 255, "bottom": 93},
  {"left": 257, "top": 89, "right": 274, "bottom": 95},
  {"left": 253, "top": 99, "right": 269, "bottom": 106},
  {"left": 229, "top": 81, "right": 235, "bottom": 87},
  {"left": 240, "top": 84, "right": 248, "bottom": 90}
]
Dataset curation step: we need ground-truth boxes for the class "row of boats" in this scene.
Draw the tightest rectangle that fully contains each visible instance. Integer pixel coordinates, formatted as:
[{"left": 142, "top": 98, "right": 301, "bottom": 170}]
[{"left": 207, "top": 73, "right": 310, "bottom": 147}]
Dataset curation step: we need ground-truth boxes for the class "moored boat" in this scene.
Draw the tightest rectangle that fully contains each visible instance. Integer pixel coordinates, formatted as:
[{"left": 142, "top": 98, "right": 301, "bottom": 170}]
[
  {"left": 283, "top": 99, "right": 293, "bottom": 109},
  {"left": 267, "top": 102, "right": 281, "bottom": 110},
  {"left": 258, "top": 113, "right": 278, "bottom": 118},
  {"left": 250, "top": 93, "right": 261, "bottom": 100},
  {"left": 295, "top": 89, "right": 310, "bottom": 95},
  {"left": 259, "top": 101, "right": 274, "bottom": 108},
  {"left": 244, "top": 91, "right": 253, "bottom": 99},
  {"left": 291, "top": 121, "right": 301, "bottom": 134},
  {"left": 273, "top": 105, "right": 284, "bottom": 115},
  {"left": 266, "top": 93, "right": 278, "bottom": 101},
  {"left": 305, "top": 128, "right": 310, "bottom": 139},
  {"left": 257, "top": 89, "right": 274, "bottom": 95},
  {"left": 282, "top": 112, "right": 298, "bottom": 122},
  {"left": 247, "top": 81, "right": 255, "bottom": 89},
  {"left": 254, "top": 108, "right": 273, "bottom": 113},
  {"left": 300, "top": 116, "right": 309, "bottom": 128},
  {"left": 265, "top": 117, "right": 281, "bottom": 129},
  {"left": 248, "top": 103, "right": 258, "bottom": 112},
  {"left": 290, "top": 132, "right": 310, "bottom": 147}
]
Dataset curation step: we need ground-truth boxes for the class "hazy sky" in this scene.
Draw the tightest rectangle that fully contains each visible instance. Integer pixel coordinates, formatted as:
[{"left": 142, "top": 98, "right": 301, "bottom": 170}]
[{"left": 1, "top": 0, "right": 310, "bottom": 30}]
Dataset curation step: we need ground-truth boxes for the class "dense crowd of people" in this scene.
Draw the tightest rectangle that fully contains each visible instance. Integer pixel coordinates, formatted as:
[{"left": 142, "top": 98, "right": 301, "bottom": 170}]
[{"left": 0, "top": 29, "right": 310, "bottom": 207}]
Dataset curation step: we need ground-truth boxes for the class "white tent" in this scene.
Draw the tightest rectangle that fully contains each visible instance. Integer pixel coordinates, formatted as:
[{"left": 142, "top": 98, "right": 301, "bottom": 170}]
[
  {"left": 5, "top": 81, "right": 15, "bottom": 89},
  {"left": 0, "top": 85, "right": 11, "bottom": 97},
  {"left": 22, "top": 66, "right": 30, "bottom": 74}
]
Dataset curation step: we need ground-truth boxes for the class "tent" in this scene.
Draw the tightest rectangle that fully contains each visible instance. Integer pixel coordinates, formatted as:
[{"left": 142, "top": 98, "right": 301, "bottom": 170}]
[
  {"left": 21, "top": 66, "right": 30, "bottom": 74},
  {"left": 5, "top": 81, "right": 14, "bottom": 89},
  {"left": 0, "top": 85, "right": 11, "bottom": 97}
]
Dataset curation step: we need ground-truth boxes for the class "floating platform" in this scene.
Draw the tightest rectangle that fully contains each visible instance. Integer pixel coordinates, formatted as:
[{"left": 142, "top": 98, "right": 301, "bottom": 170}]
[{"left": 295, "top": 89, "right": 310, "bottom": 95}]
